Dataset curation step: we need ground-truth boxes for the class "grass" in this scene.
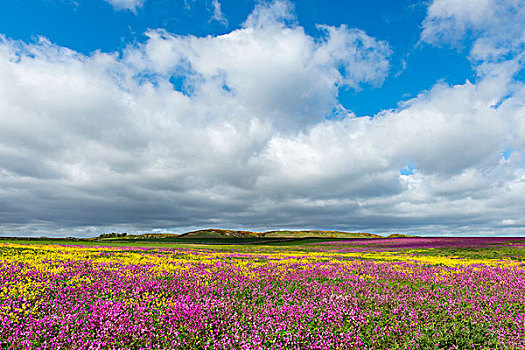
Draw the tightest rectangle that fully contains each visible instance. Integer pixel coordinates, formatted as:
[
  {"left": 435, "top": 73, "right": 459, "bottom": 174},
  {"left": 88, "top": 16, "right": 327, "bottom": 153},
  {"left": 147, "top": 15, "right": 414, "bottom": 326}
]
[
  {"left": 0, "top": 236, "right": 372, "bottom": 248},
  {"left": 414, "top": 246, "right": 525, "bottom": 261},
  {"left": 3, "top": 237, "right": 525, "bottom": 261}
]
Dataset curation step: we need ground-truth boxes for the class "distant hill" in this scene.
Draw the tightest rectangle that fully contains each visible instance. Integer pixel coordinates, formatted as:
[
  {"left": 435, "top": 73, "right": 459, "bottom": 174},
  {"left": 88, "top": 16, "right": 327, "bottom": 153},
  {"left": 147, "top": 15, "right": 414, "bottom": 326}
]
[
  {"left": 386, "top": 233, "right": 419, "bottom": 238},
  {"left": 263, "top": 230, "right": 382, "bottom": 239},
  {"left": 178, "top": 229, "right": 381, "bottom": 239},
  {"left": 134, "top": 233, "right": 181, "bottom": 239},
  {"left": 94, "top": 229, "right": 385, "bottom": 241},
  {"left": 96, "top": 233, "right": 180, "bottom": 240},
  {"left": 178, "top": 229, "right": 262, "bottom": 238}
]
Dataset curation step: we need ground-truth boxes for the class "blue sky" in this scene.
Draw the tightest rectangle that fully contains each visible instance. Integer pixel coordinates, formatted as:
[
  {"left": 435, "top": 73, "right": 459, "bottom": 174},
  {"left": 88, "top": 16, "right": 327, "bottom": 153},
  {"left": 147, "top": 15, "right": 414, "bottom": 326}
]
[
  {"left": 0, "top": 0, "right": 475, "bottom": 116},
  {"left": 0, "top": 0, "right": 524, "bottom": 236}
]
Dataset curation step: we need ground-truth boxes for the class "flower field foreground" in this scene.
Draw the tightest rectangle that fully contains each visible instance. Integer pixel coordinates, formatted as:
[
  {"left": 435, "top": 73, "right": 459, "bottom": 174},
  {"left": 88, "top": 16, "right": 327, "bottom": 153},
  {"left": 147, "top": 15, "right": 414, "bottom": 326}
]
[{"left": 1, "top": 238, "right": 525, "bottom": 349}]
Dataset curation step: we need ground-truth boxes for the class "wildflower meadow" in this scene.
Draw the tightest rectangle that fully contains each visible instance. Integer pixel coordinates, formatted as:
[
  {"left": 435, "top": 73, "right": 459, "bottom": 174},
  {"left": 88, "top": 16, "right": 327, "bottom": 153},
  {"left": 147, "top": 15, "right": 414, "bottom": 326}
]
[{"left": 1, "top": 237, "right": 525, "bottom": 349}]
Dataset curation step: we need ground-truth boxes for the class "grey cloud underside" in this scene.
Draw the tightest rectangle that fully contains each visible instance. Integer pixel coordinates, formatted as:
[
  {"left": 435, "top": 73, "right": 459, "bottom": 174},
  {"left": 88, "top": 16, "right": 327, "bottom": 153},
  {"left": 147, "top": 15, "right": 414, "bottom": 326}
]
[{"left": 1, "top": 0, "right": 525, "bottom": 237}]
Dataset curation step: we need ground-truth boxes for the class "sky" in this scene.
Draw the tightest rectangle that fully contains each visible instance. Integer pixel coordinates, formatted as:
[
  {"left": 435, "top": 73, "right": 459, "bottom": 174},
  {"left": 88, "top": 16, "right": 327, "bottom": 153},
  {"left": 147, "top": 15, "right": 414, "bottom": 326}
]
[{"left": 0, "top": 0, "right": 524, "bottom": 237}]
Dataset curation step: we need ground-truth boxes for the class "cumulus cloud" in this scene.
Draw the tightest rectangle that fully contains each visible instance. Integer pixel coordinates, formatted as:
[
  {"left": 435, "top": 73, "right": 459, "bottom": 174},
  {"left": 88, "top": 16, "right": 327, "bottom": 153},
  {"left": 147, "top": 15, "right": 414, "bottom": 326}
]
[
  {"left": 0, "top": 0, "right": 524, "bottom": 236},
  {"left": 103, "top": 0, "right": 145, "bottom": 12},
  {"left": 421, "top": 0, "right": 525, "bottom": 63},
  {"left": 127, "top": 1, "right": 391, "bottom": 128}
]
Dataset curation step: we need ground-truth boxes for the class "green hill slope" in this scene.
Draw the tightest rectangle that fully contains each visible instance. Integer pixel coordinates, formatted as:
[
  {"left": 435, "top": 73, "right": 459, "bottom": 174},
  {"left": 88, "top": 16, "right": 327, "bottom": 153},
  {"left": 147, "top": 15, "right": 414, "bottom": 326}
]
[
  {"left": 386, "top": 233, "right": 419, "bottom": 238},
  {"left": 262, "top": 230, "right": 382, "bottom": 239}
]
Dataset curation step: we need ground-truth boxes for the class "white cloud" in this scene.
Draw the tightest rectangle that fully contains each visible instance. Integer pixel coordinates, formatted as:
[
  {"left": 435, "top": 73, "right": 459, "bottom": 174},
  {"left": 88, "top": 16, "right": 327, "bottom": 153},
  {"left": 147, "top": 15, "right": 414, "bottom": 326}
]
[
  {"left": 243, "top": 0, "right": 296, "bottom": 29},
  {"left": 420, "top": 0, "right": 495, "bottom": 46},
  {"left": 421, "top": 0, "right": 525, "bottom": 63},
  {"left": 103, "top": 0, "right": 145, "bottom": 12},
  {"left": 128, "top": 1, "right": 391, "bottom": 129},
  {"left": 315, "top": 25, "right": 392, "bottom": 89},
  {"left": 211, "top": 0, "right": 228, "bottom": 25},
  {"left": 0, "top": 0, "right": 524, "bottom": 236}
]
